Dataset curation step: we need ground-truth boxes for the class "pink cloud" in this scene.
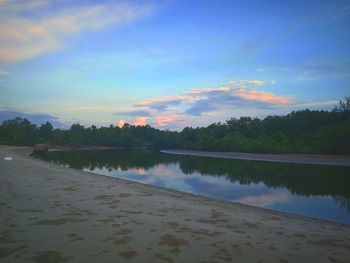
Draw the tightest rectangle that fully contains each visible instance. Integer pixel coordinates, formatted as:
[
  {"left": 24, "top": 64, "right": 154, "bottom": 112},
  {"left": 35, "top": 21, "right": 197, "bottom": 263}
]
[
  {"left": 133, "top": 116, "right": 147, "bottom": 126},
  {"left": 134, "top": 80, "right": 288, "bottom": 112},
  {"left": 0, "top": 2, "right": 155, "bottom": 61},
  {"left": 117, "top": 119, "right": 125, "bottom": 128},
  {"left": 236, "top": 88, "right": 291, "bottom": 105},
  {"left": 125, "top": 80, "right": 292, "bottom": 129},
  {"left": 237, "top": 192, "right": 290, "bottom": 206},
  {"left": 133, "top": 167, "right": 145, "bottom": 175},
  {"left": 154, "top": 114, "right": 183, "bottom": 127}
]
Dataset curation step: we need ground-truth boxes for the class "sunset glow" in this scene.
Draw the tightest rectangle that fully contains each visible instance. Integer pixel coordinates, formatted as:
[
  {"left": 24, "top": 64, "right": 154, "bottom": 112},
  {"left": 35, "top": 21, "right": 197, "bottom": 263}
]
[{"left": 0, "top": 0, "right": 348, "bottom": 129}]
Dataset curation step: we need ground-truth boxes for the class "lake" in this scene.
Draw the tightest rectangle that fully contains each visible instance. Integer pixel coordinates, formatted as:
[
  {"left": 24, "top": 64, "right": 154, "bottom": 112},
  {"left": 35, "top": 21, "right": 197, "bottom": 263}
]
[{"left": 34, "top": 149, "right": 350, "bottom": 224}]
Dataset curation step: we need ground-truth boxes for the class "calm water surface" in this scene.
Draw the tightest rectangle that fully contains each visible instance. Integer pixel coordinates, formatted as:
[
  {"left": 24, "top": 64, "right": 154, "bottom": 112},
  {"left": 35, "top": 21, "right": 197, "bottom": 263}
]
[{"left": 34, "top": 150, "right": 350, "bottom": 224}]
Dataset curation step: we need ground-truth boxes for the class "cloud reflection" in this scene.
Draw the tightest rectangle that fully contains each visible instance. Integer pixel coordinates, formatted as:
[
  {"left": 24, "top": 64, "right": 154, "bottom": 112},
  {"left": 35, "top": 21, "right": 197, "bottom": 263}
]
[{"left": 236, "top": 192, "right": 291, "bottom": 207}]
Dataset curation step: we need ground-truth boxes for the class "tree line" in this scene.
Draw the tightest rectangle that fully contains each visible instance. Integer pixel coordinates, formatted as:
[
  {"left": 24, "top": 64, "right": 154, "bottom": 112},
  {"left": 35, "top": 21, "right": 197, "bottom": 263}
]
[{"left": 1, "top": 97, "right": 349, "bottom": 154}]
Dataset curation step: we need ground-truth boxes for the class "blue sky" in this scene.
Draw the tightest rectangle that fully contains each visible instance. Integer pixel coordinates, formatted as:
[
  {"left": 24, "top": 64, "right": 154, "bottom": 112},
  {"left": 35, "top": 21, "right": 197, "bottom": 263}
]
[{"left": 0, "top": 0, "right": 349, "bottom": 129}]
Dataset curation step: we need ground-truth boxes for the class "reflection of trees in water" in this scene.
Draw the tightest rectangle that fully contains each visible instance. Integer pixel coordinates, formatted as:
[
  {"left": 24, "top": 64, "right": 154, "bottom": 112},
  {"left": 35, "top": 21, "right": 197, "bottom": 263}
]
[
  {"left": 178, "top": 158, "right": 350, "bottom": 199},
  {"left": 34, "top": 150, "right": 176, "bottom": 172},
  {"left": 34, "top": 150, "right": 350, "bottom": 211},
  {"left": 333, "top": 196, "right": 350, "bottom": 213}
]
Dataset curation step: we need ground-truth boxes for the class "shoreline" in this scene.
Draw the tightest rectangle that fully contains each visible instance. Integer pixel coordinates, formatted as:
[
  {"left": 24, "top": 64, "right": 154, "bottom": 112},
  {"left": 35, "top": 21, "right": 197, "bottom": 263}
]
[
  {"left": 1, "top": 145, "right": 350, "bottom": 262},
  {"left": 161, "top": 149, "right": 350, "bottom": 167},
  {"left": 28, "top": 144, "right": 350, "bottom": 166}
]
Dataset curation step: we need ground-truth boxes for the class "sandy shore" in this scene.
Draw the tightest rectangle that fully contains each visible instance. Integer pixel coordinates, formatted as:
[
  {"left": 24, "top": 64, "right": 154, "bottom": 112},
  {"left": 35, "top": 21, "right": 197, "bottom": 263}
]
[
  {"left": 1, "top": 146, "right": 349, "bottom": 262},
  {"left": 161, "top": 149, "right": 350, "bottom": 167}
]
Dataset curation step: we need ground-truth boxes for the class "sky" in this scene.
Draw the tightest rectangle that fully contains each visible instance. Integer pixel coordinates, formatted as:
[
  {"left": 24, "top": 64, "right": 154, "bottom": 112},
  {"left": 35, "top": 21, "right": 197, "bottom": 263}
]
[{"left": 0, "top": 0, "right": 349, "bottom": 130}]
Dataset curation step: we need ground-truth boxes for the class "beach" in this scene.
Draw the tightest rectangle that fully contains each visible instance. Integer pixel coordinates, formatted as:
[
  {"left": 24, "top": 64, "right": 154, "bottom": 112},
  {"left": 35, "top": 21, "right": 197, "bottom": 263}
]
[{"left": 1, "top": 145, "right": 349, "bottom": 262}]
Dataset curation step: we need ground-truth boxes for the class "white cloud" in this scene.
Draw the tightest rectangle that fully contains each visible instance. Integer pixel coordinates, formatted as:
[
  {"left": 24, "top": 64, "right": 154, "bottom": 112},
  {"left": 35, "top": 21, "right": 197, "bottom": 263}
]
[{"left": 246, "top": 79, "right": 264, "bottom": 85}]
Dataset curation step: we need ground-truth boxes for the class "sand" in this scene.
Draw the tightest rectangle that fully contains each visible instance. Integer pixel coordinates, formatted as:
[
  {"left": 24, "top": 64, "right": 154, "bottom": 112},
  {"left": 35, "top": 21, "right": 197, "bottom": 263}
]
[
  {"left": 161, "top": 149, "right": 350, "bottom": 167},
  {"left": 1, "top": 145, "right": 349, "bottom": 262}
]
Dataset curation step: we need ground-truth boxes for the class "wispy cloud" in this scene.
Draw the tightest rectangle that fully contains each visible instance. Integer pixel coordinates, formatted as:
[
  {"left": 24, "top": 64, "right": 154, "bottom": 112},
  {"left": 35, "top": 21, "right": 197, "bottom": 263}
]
[
  {"left": 154, "top": 114, "right": 186, "bottom": 127},
  {"left": 135, "top": 80, "right": 290, "bottom": 117},
  {"left": 253, "top": 56, "right": 350, "bottom": 81},
  {"left": 290, "top": 3, "right": 350, "bottom": 30},
  {"left": 237, "top": 192, "right": 290, "bottom": 207},
  {"left": 235, "top": 87, "right": 289, "bottom": 105},
  {"left": 135, "top": 95, "right": 187, "bottom": 111},
  {"left": 119, "top": 109, "right": 152, "bottom": 117},
  {"left": 0, "top": 0, "right": 49, "bottom": 13},
  {"left": 297, "top": 56, "right": 350, "bottom": 80},
  {"left": 238, "top": 3, "right": 350, "bottom": 60},
  {"left": 239, "top": 36, "right": 267, "bottom": 57},
  {"left": 292, "top": 100, "right": 338, "bottom": 108},
  {"left": 0, "top": 70, "right": 10, "bottom": 75},
  {"left": 246, "top": 79, "right": 265, "bottom": 85},
  {"left": 0, "top": 1, "right": 155, "bottom": 62}
]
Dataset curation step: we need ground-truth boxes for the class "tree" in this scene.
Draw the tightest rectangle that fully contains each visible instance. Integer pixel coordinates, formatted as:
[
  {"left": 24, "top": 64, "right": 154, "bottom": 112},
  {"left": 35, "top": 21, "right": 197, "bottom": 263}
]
[
  {"left": 0, "top": 117, "right": 37, "bottom": 145},
  {"left": 39, "top": 122, "right": 53, "bottom": 141},
  {"left": 333, "top": 97, "right": 350, "bottom": 112}
]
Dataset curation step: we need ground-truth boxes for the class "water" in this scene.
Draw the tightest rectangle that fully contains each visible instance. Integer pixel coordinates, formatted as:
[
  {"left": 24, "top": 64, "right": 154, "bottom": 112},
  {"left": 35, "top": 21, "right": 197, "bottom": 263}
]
[{"left": 34, "top": 149, "right": 350, "bottom": 224}]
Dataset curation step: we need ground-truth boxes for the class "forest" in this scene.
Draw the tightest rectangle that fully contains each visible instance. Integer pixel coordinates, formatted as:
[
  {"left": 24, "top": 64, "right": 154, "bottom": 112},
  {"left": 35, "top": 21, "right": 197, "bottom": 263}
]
[{"left": 1, "top": 97, "right": 349, "bottom": 155}]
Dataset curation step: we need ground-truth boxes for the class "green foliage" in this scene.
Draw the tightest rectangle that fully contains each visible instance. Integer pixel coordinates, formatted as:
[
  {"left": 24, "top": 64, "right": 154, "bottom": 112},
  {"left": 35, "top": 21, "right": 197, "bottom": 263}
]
[
  {"left": 176, "top": 98, "right": 350, "bottom": 154},
  {"left": 38, "top": 121, "right": 53, "bottom": 142},
  {"left": 1, "top": 97, "right": 349, "bottom": 154},
  {"left": 0, "top": 117, "right": 37, "bottom": 145}
]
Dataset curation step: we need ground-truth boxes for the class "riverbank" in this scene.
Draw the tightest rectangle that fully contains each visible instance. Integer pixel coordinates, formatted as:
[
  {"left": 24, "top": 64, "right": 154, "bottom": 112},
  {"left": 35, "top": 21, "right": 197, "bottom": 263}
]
[
  {"left": 1, "top": 145, "right": 349, "bottom": 262},
  {"left": 161, "top": 149, "right": 350, "bottom": 167}
]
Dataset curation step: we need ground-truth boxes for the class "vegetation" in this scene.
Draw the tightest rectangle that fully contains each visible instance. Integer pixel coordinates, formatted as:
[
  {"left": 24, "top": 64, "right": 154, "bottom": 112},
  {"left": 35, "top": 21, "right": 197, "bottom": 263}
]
[{"left": 1, "top": 97, "right": 349, "bottom": 154}]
